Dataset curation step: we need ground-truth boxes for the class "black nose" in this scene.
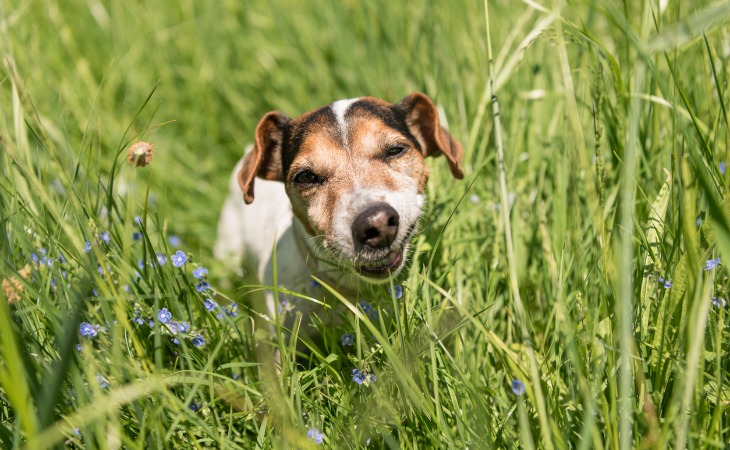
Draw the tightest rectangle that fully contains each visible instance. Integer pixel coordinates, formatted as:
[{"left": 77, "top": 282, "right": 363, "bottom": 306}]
[{"left": 352, "top": 203, "right": 400, "bottom": 249}]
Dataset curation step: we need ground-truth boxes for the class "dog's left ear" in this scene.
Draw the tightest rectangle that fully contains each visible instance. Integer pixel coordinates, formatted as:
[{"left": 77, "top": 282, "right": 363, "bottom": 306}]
[
  {"left": 237, "top": 111, "right": 290, "bottom": 204},
  {"left": 397, "top": 92, "right": 464, "bottom": 179}
]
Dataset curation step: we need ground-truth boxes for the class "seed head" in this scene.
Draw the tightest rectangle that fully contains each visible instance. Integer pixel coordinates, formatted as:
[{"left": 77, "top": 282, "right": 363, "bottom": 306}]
[{"left": 127, "top": 141, "right": 154, "bottom": 167}]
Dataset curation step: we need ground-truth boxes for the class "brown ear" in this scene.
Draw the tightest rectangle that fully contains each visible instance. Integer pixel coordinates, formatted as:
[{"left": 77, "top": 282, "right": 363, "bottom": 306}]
[
  {"left": 397, "top": 92, "right": 464, "bottom": 179},
  {"left": 237, "top": 111, "right": 290, "bottom": 204}
]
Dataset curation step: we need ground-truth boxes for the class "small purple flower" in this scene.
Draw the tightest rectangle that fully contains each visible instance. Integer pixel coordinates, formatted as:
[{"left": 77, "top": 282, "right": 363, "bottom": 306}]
[
  {"left": 712, "top": 297, "right": 727, "bottom": 308},
  {"left": 511, "top": 379, "right": 526, "bottom": 396},
  {"left": 84, "top": 241, "right": 92, "bottom": 253},
  {"left": 170, "top": 250, "right": 187, "bottom": 267},
  {"left": 197, "top": 281, "right": 211, "bottom": 293},
  {"left": 307, "top": 428, "right": 325, "bottom": 445},
  {"left": 720, "top": 161, "right": 726, "bottom": 175},
  {"left": 73, "top": 427, "right": 81, "bottom": 437},
  {"left": 341, "top": 333, "right": 354, "bottom": 346},
  {"left": 155, "top": 253, "right": 167, "bottom": 266},
  {"left": 96, "top": 374, "right": 109, "bottom": 389},
  {"left": 79, "top": 322, "right": 98, "bottom": 338},
  {"left": 97, "top": 264, "right": 104, "bottom": 275},
  {"left": 158, "top": 308, "right": 172, "bottom": 324},
  {"left": 75, "top": 344, "right": 82, "bottom": 351},
  {"left": 98, "top": 231, "right": 111, "bottom": 244},
  {"left": 133, "top": 316, "right": 145, "bottom": 325},
  {"left": 172, "top": 338, "right": 180, "bottom": 345},
  {"left": 231, "top": 371, "right": 240, "bottom": 380},
  {"left": 134, "top": 216, "right": 143, "bottom": 225},
  {"left": 191, "top": 334, "right": 205, "bottom": 347},
  {"left": 368, "top": 374, "right": 376, "bottom": 383},
  {"left": 168, "top": 235, "right": 182, "bottom": 247},
  {"left": 226, "top": 304, "right": 238, "bottom": 317},
  {"left": 132, "top": 231, "right": 142, "bottom": 241},
  {"left": 177, "top": 321, "right": 190, "bottom": 333},
  {"left": 664, "top": 280, "right": 672, "bottom": 288},
  {"left": 391, "top": 284, "right": 403, "bottom": 299},
  {"left": 192, "top": 266, "right": 208, "bottom": 279},
  {"left": 705, "top": 258, "right": 721, "bottom": 271},
  {"left": 697, "top": 216, "right": 703, "bottom": 226},
  {"left": 204, "top": 299, "right": 218, "bottom": 311}
]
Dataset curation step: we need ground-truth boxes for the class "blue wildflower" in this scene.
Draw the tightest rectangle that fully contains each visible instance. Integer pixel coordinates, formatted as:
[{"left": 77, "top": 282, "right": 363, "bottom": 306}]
[
  {"left": 720, "top": 161, "right": 726, "bottom": 175},
  {"left": 189, "top": 402, "right": 202, "bottom": 412},
  {"left": 231, "top": 371, "right": 240, "bottom": 380},
  {"left": 134, "top": 216, "right": 143, "bottom": 225},
  {"left": 391, "top": 284, "right": 403, "bottom": 299},
  {"left": 226, "top": 304, "right": 238, "bottom": 317},
  {"left": 79, "top": 322, "right": 98, "bottom": 338},
  {"left": 96, "top": 374, "right": 109, "bottom": 389},
  {"left": 511, "top": 379, "right": 526, "bottom": 396},
  {"left": 158, "top": 308, "right": 172, "bottom": 324},
  {"left": 168, "top": 235, "right": 182, "bottom": 247},
  {"left": 352, "top": 369, "right": 366, "bottom": 385},
  {"left": 75, "top": 344, "right": 82, "bottom": 351},
  {"left": 204, "top": 299, "right": 218, "bottom": 311},
  {"left": 309, "top": 280, "right": 321, "bottom": 288},
  {"left": 191, "top": 334, "right": 205, "bottom": 347},
  {"left": 197, "top": 281, "right": 211, "bottom": 293},
  {"left": 84, "top": 241, "right": 92, "bottom": 253},
  {"left": 170, "top": 250, "right": 187, "bottom": 267},
  {"left": 98, "top": 231, "right": 111, "bottom": 244},
  {"left": 712, "top": 297, "right": 727, "bottom": 308},
  {"left": 341, "top": 333, "right": 354, "bottom": 346},
  {"left": 31, "top": 252, "right": 39, "bottom": 263},
  {"left": 358, "top": 301, "right": 372, "bottom": 315},
  {"left": 177, "top": 321, "right": 190, "bottom": 333},
  {"left": 705, "top": 258, "right": 721, "bottom": 271},
  {"left": 307, "top": 428, "right": 325, "bottom": 445},
  {"left": 369, "top": 374, "right": 377, "bottom": 383},
  {"left": 132, "top": 231, "right": 142, "bottom": 241},
  {"left": 155, "top": 253, "right": 167, "bottom": 266},
  {"left": 134, "top": 316, "right": 145, "bottom": 325},
  {"left": 172, "top": 338, "right": 180, "bottom": 345},
  {"left": 192, "top": 266, "right": 208, "bottom": 279},
  {"left": 73, "top": 428, "right": 81, "bottom": 437}
]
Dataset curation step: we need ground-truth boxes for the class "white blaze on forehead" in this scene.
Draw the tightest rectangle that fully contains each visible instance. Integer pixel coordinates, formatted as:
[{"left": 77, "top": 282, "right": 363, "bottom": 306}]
[{"left": 330, "top": 98, "right": 360, "bottom": 138}]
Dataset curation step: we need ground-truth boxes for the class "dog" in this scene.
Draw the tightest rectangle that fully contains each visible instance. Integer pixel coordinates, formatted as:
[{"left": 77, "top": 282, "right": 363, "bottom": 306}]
[{"left": 215, "top": 92, "right": 463, "bottom": 348}]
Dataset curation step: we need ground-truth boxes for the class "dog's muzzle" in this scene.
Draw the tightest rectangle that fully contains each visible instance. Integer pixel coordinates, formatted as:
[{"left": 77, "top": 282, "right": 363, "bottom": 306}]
[{"left": 351, "top": 203, "right": 406, "bottom": 278}]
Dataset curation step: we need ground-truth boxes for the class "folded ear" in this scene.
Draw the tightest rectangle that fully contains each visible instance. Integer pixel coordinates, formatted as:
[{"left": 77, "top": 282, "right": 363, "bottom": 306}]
[
  {"left": 397, "top": 92, "right": 464, "bottom": 179},
  {"left": 237, "top": 111, "right": 290, "bottom": 204}
]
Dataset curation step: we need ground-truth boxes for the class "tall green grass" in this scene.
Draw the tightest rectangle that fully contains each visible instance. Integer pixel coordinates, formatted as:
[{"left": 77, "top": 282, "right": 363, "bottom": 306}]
[{"left": 1, "top": 0, "right": 730, "bottom": 448}]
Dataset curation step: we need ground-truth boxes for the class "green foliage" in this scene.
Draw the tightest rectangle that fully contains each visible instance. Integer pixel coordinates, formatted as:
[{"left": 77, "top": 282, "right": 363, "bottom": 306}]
[{"left": 1, "top": 0, "right": 729, "bottom": 448}]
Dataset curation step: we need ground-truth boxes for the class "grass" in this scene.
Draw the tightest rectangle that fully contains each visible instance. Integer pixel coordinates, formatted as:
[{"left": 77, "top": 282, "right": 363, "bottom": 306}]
[{"left": 1, "top": 0, "right": 730, "bottom": 448}]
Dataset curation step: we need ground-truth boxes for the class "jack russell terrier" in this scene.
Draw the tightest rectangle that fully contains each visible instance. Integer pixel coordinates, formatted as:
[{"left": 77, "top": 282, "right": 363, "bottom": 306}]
[{"left": 215, "top": 92, "right": 463, "bottom": 344}]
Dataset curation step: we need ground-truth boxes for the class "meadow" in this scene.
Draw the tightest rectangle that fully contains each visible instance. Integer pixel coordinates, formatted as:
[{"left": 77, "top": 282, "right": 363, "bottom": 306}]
[{"left": 1, "top": 0, "right": 730, "bottom": 448}]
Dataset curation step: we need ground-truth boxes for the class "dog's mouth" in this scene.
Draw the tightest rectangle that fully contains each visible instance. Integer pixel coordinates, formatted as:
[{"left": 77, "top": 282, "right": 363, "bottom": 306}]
[{"left": 356, "top": 248, "right": 405, "bottom": 278}]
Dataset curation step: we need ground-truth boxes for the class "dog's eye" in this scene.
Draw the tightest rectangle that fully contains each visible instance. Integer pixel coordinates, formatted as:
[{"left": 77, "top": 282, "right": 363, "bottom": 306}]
[
  {"left": 385, "top": 146, "right": 407, "bottom": 158},
  {"left": 293, "top": 170, "right": 322, "bottom": 186}
]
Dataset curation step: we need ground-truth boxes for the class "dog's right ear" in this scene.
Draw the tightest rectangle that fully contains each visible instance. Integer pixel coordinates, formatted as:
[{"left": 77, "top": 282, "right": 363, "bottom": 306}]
[{"left": 237, "top": 111, "right": 290, "bottom": 204}]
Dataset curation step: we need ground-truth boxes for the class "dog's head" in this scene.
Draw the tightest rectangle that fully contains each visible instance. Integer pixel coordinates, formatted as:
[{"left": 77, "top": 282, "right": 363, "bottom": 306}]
[{"left": 237, "top": 93, "right": 463, "bottom": 282}]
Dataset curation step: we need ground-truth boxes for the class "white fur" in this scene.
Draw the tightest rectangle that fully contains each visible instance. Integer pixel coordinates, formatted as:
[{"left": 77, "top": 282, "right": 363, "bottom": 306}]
[{"left": 330, "top": 98, "right": 359, "bottom": 140}]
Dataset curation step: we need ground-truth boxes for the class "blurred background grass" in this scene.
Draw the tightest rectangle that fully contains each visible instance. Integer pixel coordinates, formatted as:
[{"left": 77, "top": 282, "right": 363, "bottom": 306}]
[{"left": 2, "top": 0, "right": 730, "bottom": 448}]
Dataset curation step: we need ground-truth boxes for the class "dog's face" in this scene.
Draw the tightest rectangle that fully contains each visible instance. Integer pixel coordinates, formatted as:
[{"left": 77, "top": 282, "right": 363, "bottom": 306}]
[{"left": 237, "top": 93, "right": 463, "bottom": 282}]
